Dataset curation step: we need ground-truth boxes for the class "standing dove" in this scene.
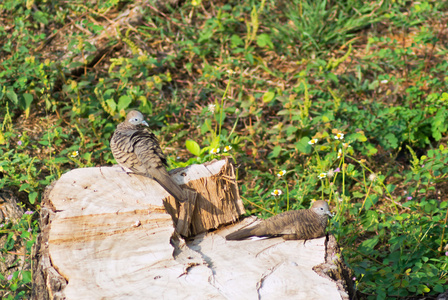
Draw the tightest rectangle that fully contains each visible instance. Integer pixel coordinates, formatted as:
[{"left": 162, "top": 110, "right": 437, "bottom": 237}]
[
  {"left": 225, "top": 200, "right": 332, "bottom": 241},
  {"left": 110, "top": 110, "right": 187, "bottom": 203}
]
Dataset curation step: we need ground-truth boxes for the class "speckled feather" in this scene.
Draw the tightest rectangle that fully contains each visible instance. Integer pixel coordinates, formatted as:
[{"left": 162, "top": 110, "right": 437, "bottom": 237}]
[
  {"left": 110, "top": 110, "right": 187, "bottom": 202},
  {"left": 225, "top": 200, "right": 332, "bottom": 241}
]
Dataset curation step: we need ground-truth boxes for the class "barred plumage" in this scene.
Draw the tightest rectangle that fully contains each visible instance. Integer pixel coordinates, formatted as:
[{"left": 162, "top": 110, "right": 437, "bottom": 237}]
[
  {"left": 225, "top": 200, "right": 332, "bottom": 241},
  {"left": 110, "top": 110, "right": 187, "bottom": 203}
]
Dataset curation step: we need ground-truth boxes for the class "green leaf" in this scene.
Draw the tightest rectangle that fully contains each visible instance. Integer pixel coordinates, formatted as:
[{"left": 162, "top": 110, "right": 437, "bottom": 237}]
[
  {"left": 262, "top": 91, "right": 275, "bottom": 103},
  {"left": 33, "top": 10, "right": 49, "bottom": 24},
  {"left": 20, "top": 230, "right": 30, "bottom": 239},
  {"left": 6, "top": 89, "right": 18, "bottom": 105},
  {"left": 10, "top": 282, "right": 18, "bottom": 291},
  {"left": 117, "top": 95, "right": 132, "bottom": 112},
  {"left": 185, "top": 140, "right": 201, "bottom": 156},
  {"left": 200, "top": 119, "right": 212, "bottom": 135},
  {"left": 386, "top": 184, "right": 396, "bottom": 193},
  {"left": 384, "top": 133, "right": 398, "bottom": 149},
  {"left": 434, "top": 284, "right": 445, "bottom": 293},
  {"left": 431, "top": 108, "right": 447, "bottom": 141},
  {"left": 418, "top": 285, "right": 430, "bottom": 294},
  {"left": 256, "top": 33, "right": 274, "bottom": 49},
  {"left": 5, "top": 232, "right": 15, "bottom": 250},
  {"left": 28, "top": 191, "right": 38, "bottom": 204},
  {"left": 106, "top": 99, "right": 117, "bottom": 114},
  {"left": 230, "top": 34, "right": 244, "bottom": 48},
  {"left": 21, "top": 271, "right": 32, "bottom": 284},
  {"left": 365, "top": 143, "right": 378, "bottom": 156},
  {"left": 210, "top": 136, "right": 220, "bottom": 149},
  {"left": 245, "top": 52, "right": 254, "bottom": 64},
  {"left": 349, "top": 132, "right": 367, "bottom": 142},
  {"left": 295, "top": 137, "right": 312, "bottom": 154},
  {"left": 286, "top": 126, "right": 298, "bottom": 136},
  {"left": 268, "top": 145, "right": 282, "bottom": 158},
  {"left": 359, "top": 236, "right": 379, "bottom": 252},
  {"left": 198, "top": 30, "right": 213, "bottom": 43},
  {"left": 23, "top": 93, "right": 33, "bottom": 118},
  {"left": 364, "top": 195, "right": 378, "bottom": 210},
  {"left": 26, "top": 240, "right": 35, "bottom": 251},
  {"left": 352, "top": 191, "right": 364, "bottom": 198}
]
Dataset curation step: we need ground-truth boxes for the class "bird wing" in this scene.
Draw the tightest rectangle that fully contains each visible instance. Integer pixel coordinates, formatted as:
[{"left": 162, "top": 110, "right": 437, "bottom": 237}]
[
  {"left": 263, "top": 210, "right": 300, "bottom": 235},
  {"left": 130, "top": 129, "right": 168, "bottom": 170},
  {"left": 131, "top": 130, "right": 187, "bottom": 203},
  {"left": 111, "top": 128, "right": 148, "bottom": 175},
  {"left": 267, "top": 210, "right": 325, "bottom": 239},
  {"left": 283, "top": 210, "right": 326, "bottom": 239}
]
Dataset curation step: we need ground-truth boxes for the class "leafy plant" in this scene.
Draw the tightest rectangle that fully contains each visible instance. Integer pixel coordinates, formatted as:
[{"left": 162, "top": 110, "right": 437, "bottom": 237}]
[{"left": 1, "top": 0, "right": 448, "bottom": 298}]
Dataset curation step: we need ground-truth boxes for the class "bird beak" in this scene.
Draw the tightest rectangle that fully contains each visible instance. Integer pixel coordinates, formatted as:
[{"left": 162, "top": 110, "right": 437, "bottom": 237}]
[
  {"left": 327, "top": 212, "right": 334, "bottom": 218},
  {"left": 142, "top": 120, "right": 149, "bottom": 127}
]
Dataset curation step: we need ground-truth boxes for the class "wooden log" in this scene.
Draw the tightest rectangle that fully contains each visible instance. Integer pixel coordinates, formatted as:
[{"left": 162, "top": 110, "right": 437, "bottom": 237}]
[{"left": 32, "top": 159, "right": 352, "bottom": 299}]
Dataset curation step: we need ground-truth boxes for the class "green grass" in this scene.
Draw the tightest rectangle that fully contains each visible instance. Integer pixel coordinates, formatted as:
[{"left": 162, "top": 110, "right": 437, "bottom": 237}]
[{"left": 1, "top": 0, "right": 448, "bottom": 298}]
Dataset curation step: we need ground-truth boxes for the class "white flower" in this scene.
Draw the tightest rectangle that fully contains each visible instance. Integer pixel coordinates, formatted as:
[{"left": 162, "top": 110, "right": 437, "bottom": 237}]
[
  {"left": 327, "top": 169, "right": 335, "bottom": 178},
  {"left": 210, "top": 148, "right": 220, "bottom": 154},
  {"left": 208, "top": 104, "right": 216, "bottom": 113},
  {"left": 334, "top": 133, "right": 344, "bottom": 140},
  {"left": 380, "top": 79, "right": 388, "bottom": 84},
  {"left": 308, "top": 138, "right": 318, "bottom": 145},
  {"left": 337, "top": 148, "right": 342, "bottom": 159},
  {"left": 318, "top": 173, "right": 327, "bottom": 179},
  {"left": 70, "top": 151, "right": 79, "bottom": 158},
  {"left": 277, "top": 170, "right": 286, "bottom": 177},
  {"left": 342, "top": 142, "right": 351, "bottom": 148},
  {"left": 368, "top": 173, "right": 377, "bottom": 182},
  {"left": 271, "top": 189, "right": 283, "bottom": 196},
  {"left": 223, "top": 145, "right": 232, "bottom": 152}
]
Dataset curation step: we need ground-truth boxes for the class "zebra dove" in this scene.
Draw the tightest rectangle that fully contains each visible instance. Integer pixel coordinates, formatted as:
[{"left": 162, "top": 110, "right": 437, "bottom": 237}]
[
  {"left": 110, "top": 110, "right": 187, "bottom": 203},
  {"left": 225, "top": 200, "right": 332, "bottom": 241}
]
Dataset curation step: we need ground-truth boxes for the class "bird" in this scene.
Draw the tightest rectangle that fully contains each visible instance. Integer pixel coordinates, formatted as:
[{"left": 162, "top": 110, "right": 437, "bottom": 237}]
[
  {"left": 110, "top": 110, "right": 187, "bottom": 203},
  {"left": 225, "top": 200, "right": 332, "bottom": 241}
]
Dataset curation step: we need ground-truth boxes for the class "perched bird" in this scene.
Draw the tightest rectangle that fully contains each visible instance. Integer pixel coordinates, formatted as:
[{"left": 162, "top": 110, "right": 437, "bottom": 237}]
[
  {"left": 226, "top": 200, "right": 332, "bottom": 241},
  {"left": 110, "top": 110, "right": 187, "bottom": 203}
]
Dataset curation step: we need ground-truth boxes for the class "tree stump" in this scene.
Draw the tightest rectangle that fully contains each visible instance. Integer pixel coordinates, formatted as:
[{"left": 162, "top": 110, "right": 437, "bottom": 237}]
[{"left": 32, "top": 159, "right": 353, "bottom": 299}]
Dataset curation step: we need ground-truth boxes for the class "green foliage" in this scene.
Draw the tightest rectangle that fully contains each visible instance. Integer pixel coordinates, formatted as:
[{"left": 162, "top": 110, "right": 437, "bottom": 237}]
[
  {"left": 1, "top": 0, "right": 448, "bottom": 298},
  {"left": 349, "top": 199, "right": 448, "bottom": 299},
  {"left": 0, "top": 210, "right": 37, "bottom": 299},
  {"left": 270, "top": 0, "right": 386, "bottom": 57}
]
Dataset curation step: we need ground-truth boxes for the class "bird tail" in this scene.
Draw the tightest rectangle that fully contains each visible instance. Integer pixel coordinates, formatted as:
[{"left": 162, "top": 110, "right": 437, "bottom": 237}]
[
  {"left": 151, "top": 171, "right": 188, "bottom": 203},
  {"left": 225, "top": 227, "right": 255, "bottom": 240}
]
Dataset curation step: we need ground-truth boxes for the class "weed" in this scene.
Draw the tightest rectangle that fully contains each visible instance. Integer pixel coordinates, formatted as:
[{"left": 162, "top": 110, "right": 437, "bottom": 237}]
[{"left": 1, "top": 0, "right": 448, "bottom": 298}]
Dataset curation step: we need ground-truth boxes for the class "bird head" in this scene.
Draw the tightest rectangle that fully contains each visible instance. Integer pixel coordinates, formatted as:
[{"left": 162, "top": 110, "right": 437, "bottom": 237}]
[
  {"left": 125, "top": 110, "right": 149, "bottom": 127},
  {"left": 311, "top": 200, "right": 334, "bottom": 217}
]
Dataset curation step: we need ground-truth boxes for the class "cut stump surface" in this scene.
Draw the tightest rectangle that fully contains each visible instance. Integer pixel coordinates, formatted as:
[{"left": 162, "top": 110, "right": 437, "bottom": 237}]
[{"left": 32, "top": 159, "right": 351, "bottom": 299}]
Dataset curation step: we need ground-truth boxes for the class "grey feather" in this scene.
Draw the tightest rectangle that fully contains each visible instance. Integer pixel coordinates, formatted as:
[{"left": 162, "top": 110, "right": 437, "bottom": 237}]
[
  {"left": 110, "top": 110, "right": 187, "bottom": 203},
  {"left": 226, "top": 200, "right": 332, "bottom": 241}
]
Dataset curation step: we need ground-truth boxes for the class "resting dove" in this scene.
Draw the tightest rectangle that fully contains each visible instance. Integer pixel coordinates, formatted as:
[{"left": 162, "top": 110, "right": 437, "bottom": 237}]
[
  {"left": 110, "top": 110, "right": 187, "bottom": 203},
  {"left": 225, "top": 200, "right": 332, "bottom": 241}
]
